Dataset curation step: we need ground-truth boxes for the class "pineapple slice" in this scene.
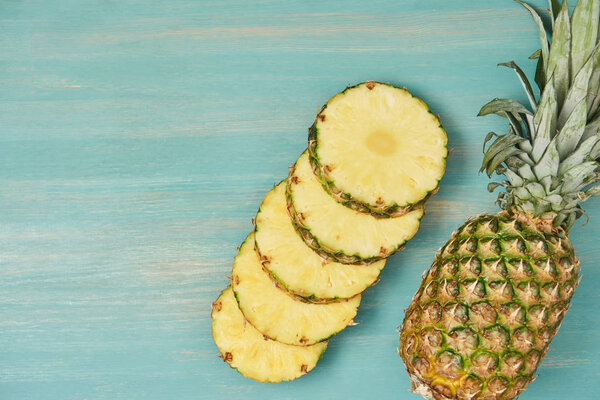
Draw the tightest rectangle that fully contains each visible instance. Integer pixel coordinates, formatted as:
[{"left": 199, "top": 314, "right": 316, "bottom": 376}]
[
  {"left": 212, "top": 287, "right": 327, "bottom": 383},
  {"left": 309, "top": 81, "right": 447, "bottom": 217},
  {"left": 287, "top": 151, "right": 424, "bottom": 264},
  {"left": 232, "top": 233, "right": 361, "bottom": 346},
  {"left": 255, "top": 181, "right": 385, "bottom": 302}
]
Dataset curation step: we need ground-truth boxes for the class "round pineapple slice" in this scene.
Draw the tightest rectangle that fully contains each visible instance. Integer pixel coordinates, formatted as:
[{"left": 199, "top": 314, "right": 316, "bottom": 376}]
[
  {"left": 212, "top": 287, "right": 327, "bottom": 383},
  {"left": 308, "top": 81, "right": 447, "bottom": 217},
  {"left": 255, "top": 181, "right": 385, "bottom": 302},
  {"left": 232, "top": 233, "right": 360, "bottom": 346},
  {"left": 288, "top": 151, "right": 424, "bottom": 264}
]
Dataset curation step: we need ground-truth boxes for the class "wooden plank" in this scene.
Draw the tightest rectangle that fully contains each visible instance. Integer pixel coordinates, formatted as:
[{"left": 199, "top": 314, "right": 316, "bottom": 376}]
[{"left": 1, "top": 1, "right": 598, "bottom": 399}]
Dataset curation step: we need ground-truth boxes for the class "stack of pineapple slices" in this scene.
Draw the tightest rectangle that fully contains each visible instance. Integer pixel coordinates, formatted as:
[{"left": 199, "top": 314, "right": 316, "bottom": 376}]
[{"left": 211, "top": 81, "right": 448, "bottom": 382}]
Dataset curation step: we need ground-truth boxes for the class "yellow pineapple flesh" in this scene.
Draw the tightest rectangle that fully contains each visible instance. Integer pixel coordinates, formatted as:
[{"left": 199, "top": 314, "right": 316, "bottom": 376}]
[
  {"left": 212, "top": 287, "right": 327, "bottom": 383},
  {"left": 255, "top": 181, "right": 385, "bottom": 302},
  {"left": 309, "top": 81, "right": 447, "bottom": 216},
  {"left": 232, "top": 233, "right": 361, "bottom": 346},
  {"left": 288, "top": 151, "right": 424, "bottom": 264}
]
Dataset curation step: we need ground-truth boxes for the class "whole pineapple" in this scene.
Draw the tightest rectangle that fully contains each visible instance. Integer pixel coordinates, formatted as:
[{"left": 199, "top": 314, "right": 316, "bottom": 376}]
[{"left": 398, "top": 1, "right": 600, "bottom": 399}]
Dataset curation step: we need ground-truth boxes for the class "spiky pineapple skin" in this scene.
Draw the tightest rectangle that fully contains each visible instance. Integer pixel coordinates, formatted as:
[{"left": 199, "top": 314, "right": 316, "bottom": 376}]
[{"left": 399, "top": 212, "right": 579, "bottom": 400}]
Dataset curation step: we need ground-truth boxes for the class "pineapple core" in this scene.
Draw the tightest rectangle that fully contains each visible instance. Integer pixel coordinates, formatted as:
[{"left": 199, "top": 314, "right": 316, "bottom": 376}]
[{"left": 366, "top": 130, "right": 398, "bottom": 156}]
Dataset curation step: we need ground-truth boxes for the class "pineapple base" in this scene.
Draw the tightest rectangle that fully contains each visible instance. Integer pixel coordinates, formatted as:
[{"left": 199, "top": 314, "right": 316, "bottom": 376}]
[{"left": 211, "top": 287, "right": 327, "bottom": 383}]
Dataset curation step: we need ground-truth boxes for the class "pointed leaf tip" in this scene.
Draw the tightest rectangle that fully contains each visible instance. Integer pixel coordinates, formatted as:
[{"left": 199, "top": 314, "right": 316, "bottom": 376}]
[
  {"left": 514, "top": 0, "right": 549, "bottom": 67},
  {"left": 483, "top": 132, "right": 498, "bottom": 153},
  {"left": 529, "top": 49, "right": 542, "bottom": 59},
  {"left": 488, "top": 182, "right": 502, "bottom": 192},
  {"left": 479, "top": 98, "right": 532, "bottom": 118},
  {"left": 499, "top": 61, "right": 537, "bottom": 111},
  {"left": 549, "top": 0, "right": 562, "bottom": 22}
]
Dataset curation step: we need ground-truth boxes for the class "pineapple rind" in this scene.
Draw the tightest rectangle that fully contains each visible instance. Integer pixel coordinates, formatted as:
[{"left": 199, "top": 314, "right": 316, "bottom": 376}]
[
  {"left": 398, "top": 212, "right": 579, "bottom": 400},
  {"left": 404, "top": 2, "right": 600, "bottom": 399},
  {"left": 254, "top": 182, "right": 385, "bottom": 302},
  {"left": 287, "top": 151, "right": 424, "bottom": 264},
  {"left": 308, "top": 81, "right": 447, "bottom": 217},
  {"left": 211, "top": 287, "right": 328, "bottom": 383},
  {"left": 232, "top": 232, "right": 361, "bottom": 346}
]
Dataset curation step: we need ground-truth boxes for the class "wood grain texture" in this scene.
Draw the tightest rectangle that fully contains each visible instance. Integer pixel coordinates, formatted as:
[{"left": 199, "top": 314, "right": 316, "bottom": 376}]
[{"left": 1, "top": 1, "right": 599, "bottom": 399}]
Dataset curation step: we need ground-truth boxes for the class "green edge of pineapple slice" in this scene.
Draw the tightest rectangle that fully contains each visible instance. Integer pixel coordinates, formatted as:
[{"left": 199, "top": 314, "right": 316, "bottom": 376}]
[
  {"left": 308, "top": 81, "right": 447, "bottom": 218},
  {"left": 287, "top": 151, "right": 425, "bottom": 264},
  {"left": 232, "top": 232, "right": 361, "bottom": 346},
  {"left": 211, "top": 287, "right": 328, "bottom": 383},
  {"left": 254, "top": 181, "right": 385, "bottom": 303}
]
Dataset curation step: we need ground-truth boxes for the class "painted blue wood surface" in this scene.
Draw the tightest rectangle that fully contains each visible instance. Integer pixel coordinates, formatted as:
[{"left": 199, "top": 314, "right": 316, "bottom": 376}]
[{"left": 1, "top": 1, "right": 599, "bottom": 399}]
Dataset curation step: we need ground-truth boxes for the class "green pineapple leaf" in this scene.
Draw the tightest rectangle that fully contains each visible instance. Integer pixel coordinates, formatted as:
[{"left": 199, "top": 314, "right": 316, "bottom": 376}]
[
  {"left": 518, "top": 139, "right": 533, "bottom": 153},
  {"left": 560, "top": 161, "right": 599, "bottom": 192},
  {"left": 588, "top": 84, "right": 600, "bottom": 117},
  {"left": 556, "top": 100, "right": 588, "bottom": 158},
  {"left": 558, "top": 43, "right": 600, "bottom": 128},
  {"left": 546, "top": 0, "right": 571, "bottom": 108},
  {"left": 518, "top": 163, "right": 537, "bottom": 181},
  {"left": 515, "top": 0, "right": 549, "bottom": 66},
  {"left": 549, "top": 0, "right": 562, "bottom": 22},
  {"left": 587, "top": 48, "right": 600, "bottom": 115},
  {"left": 532, "top": 76, "right": 558, "bottom": 161},
  {"left": 478, "top": 98, "right": 532, "bottom": 118},
  {"left": 483, "top": 131, "right": 499, "bottom": 152},
  {"left": 582, "top": 114, "right": 600, "bottom": 142},
  {"left": 590, "top": 136, "right": 600, "bottom": 158},
  {"left": 487, "top": 147, "right": 523, "bottom": 177},
  {"left": 534, "top": 52, "right": 547, "bottom": 93},
  {"left": 508, "top": 155, "right": 529, "bottom": 169},
  {"left": 570, "top": 0, "right": 599, "bottom": 84},
  {"left": 525, "top": 182, "right": 547, "bottom": 203},
  {"left": 481, "top": 134, "right": 527, "bottom": 173},
  {"left": 488, "top": 182, "right": 503, "bottom": 192},
  {"left": 517, "top": 151, "right": 535, "bottom": 165},
  {"left": 504, "top": 168, "right": 525, "bottom": 185},
  {"left": 559, "top": 134, "right": 600, "bottom": 174},
  {"left": 499, "top": 61, "right": 538, "bottom": 111},
  {"left": 507, "top": 112, "right": 525, "bottom": 137},
  {"left": 529, "top": 49, "right": 542, "bottom": 59},
  {"left": 533, "top": 140, "right": 560, "bottom": 178}
]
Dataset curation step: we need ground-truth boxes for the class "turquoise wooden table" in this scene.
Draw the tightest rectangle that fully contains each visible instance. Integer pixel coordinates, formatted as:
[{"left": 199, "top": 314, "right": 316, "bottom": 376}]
[{"left": 2, "top": 1, "right": 599, "bottom": 399}]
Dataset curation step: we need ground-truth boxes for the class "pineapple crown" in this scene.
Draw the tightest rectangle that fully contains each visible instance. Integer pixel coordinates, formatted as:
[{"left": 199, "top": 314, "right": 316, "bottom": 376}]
[{"left": 479, "top": 0, "right": 600, "bottom": 230}]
